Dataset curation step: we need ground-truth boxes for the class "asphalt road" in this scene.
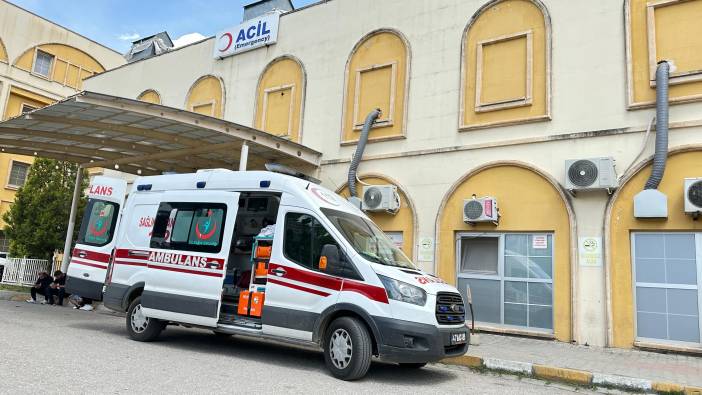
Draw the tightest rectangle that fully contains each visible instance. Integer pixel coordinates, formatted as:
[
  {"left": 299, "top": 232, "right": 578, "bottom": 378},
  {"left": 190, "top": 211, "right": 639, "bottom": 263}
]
[{"left": 0, "top": 301, "right": 613, "bottom": 394}]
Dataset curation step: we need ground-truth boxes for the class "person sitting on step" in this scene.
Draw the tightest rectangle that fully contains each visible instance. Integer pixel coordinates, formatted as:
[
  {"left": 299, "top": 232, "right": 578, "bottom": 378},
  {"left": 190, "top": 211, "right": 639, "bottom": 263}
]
[{"left": 26, "top": 271, "right": 53, "bottom": 305}]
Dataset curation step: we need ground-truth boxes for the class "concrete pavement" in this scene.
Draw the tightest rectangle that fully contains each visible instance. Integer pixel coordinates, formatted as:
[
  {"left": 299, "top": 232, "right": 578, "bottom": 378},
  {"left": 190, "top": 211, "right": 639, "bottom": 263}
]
[
  {"left": 445, "top": 332, "right": 702, "bottom": 393},
  {"left": 0, "top": 300, "right": 610, "bottom": 394}
]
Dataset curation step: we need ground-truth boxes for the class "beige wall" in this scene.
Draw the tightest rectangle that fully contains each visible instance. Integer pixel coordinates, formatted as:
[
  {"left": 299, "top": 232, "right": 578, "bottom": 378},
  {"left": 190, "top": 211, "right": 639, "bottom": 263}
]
[{"left": 83, "top": 0, "right": 702, "bottom": 350}]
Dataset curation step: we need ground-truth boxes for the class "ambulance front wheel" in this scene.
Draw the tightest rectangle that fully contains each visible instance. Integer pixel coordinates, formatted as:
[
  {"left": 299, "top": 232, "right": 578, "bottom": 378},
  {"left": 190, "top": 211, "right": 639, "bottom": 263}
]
[
  {"left": 323, "top": 316, "right": 372, "bottom": 381},
  {"left": 126, "top": 296, "right": 165, "bottom": 342}
]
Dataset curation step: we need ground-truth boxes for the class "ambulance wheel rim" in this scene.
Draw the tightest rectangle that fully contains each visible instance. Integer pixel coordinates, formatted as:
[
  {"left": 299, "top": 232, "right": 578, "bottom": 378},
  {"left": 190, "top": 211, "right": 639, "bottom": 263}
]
[
  {"left": 329, "top": 328, "right": 353, "bottom": 369},
  {"left": 131, "top": 304, "right": 149, "bottom": 333}
]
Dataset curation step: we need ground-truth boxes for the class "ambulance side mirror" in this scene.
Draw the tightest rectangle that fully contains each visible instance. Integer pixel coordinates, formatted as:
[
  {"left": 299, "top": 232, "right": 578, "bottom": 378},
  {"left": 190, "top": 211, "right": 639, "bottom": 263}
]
[{"left": 319, "top": 244, "right": 340, "bottom": 271}]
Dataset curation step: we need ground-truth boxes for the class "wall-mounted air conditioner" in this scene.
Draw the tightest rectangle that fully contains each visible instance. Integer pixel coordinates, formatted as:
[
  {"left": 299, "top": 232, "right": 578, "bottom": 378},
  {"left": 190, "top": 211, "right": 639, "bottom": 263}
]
[
  {"left": 361, "top": 185, "right": 400, "bottom": 213},
  {"left": 463, "top": 197, "right": 498, "bottom": 224},
  {"left": 565, "top": 157, "right": 618, "bottom": 192},
  {"left": 684, "top": 178, "right": 702, "bottom": 218}
]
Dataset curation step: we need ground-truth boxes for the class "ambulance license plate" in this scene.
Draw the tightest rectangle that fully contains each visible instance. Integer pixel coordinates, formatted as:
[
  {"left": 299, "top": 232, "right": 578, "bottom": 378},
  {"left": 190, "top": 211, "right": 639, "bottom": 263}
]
[{"left": 450, "top": 332, "right": 466, "bottom": 345}]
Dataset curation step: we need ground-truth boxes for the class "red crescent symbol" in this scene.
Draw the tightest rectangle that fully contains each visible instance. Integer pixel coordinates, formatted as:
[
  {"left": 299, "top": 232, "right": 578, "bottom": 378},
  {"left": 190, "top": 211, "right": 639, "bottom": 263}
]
[
  {"left": 195, "top": 221, "right": 217, "bottom": 240},
  {"left": 219, "top": 32, "right": 233, "bottom": 52},
  {"left": 89, "top": 222, "right": 108, "bottom": 237}
]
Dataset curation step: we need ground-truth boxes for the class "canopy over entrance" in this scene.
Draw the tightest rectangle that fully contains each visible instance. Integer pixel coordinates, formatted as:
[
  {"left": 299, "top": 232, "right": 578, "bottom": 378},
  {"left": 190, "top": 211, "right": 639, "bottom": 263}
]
[
  {"left": 0, "top": 91, "right": 322, "bottom": 271},
  {"left": 0, "top": 91, "right": 321, "bottom": 175}
]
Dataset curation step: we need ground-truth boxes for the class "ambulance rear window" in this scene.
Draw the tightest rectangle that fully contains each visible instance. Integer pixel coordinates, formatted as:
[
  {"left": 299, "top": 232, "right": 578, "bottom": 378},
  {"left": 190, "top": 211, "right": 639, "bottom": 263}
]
[
  {"left": 150, "top": 202, "right": 226, "bottom": 253},
  {"left": 78, "top": 199, "right": 119, "bottom": 247}
]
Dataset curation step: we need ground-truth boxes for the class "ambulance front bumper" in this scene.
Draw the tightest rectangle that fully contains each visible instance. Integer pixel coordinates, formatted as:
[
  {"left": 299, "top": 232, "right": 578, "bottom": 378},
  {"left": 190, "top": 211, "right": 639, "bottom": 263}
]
[{"left": 374, "top": 317, "right": 469, "bottom": 363}]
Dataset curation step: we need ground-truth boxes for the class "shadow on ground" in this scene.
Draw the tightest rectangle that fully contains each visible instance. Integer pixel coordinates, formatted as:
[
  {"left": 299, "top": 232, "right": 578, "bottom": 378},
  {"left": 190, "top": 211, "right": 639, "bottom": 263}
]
[{"left": 69, "top": 318, "right": 458, "bottom": 384}]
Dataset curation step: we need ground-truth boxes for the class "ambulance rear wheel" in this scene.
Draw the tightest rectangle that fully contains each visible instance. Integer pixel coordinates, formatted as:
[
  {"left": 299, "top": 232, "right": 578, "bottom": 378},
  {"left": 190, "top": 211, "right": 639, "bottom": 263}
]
[
  {"left": 126, "top": 296, "right": 165, "bottom": 342},
  {"left": 323, "top": 317, "right": 372, "bottom": 381}
]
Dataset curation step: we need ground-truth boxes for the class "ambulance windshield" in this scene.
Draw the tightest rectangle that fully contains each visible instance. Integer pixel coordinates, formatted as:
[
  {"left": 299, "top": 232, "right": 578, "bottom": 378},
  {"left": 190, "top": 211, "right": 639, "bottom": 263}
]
[{"left": 321, "top": 208, "right": 415, "bottom": 269}]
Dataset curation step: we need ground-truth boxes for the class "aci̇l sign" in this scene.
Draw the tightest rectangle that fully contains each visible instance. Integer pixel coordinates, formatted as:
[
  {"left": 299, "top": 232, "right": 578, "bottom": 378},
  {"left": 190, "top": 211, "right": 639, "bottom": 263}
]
[{"left": 214, "top": 12, "right": 280, "bottom": 59}]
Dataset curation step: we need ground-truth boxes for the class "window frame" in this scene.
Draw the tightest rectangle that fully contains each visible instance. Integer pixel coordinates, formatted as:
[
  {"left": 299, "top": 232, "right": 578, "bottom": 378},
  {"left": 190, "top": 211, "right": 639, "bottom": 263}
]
[
  {"left": 282, "top": 211, "right": 361, "bottom": 279},
  {"left": 474, "top": 30, "right": 534, "bottom": 113},
  {"left": 77, "top": 199, "right": 120, "bottom": 247},
  {"left": 456, "top": 232, "right": 555, "bottom": 334},
  {"left": 5, "top": 160, "right": 31, "bottom": 189},
  {"left": 646, "top": 0, "right": 702, "bottom": 87},
  {"left": 261, "top": 83, "right": 296, "bottom": 138},
  {"left": 31, "top": 48, "right": 55, "bottom": 79},
  {"left": 631, "top": 232, "right": 702, "bottom": 347},
  {"left": 190, "top": 99, "right": 216, "bottom": 117},
  {"left": 150, "top": 202, "right": 227, "bottom": 253},
  {"left": 20, "top": 104, "right": 38, "bottom": 114},
  {"left": 352, "top": 61, "right": 397, "bottom": 130}
]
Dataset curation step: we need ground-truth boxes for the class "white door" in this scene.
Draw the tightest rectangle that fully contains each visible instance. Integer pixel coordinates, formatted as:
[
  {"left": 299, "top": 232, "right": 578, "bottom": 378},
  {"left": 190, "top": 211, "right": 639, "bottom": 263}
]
[
  {"left": 66, "top": 176, "right": 127, "bottom": 300},
  {"left": 140, "top": 190, "right": 239, "bottom": 327},
  {"left": 263, "top": 207, "right": 343, "bottom": 340}
]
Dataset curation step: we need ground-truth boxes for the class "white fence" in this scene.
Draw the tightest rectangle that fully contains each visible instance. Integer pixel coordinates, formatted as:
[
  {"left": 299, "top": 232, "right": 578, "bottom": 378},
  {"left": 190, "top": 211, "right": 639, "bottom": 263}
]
[{"left": 0, "top": 257, "right": 51, "bottom": 286}]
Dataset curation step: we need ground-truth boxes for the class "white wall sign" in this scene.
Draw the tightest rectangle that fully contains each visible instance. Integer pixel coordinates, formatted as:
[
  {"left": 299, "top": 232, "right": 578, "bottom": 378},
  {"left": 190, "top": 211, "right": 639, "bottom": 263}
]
[
  {"left": 418, "top": 237, "right": 434, "bottom": 262},
  {"left": 532, "top": 235, "right": 548, "bottom": 249},
  {"left": 579, "top": 236, "right": 602, "bottom": 266},
  {"left": 214, "top": 12, "right": 280, "bottom": 59}
]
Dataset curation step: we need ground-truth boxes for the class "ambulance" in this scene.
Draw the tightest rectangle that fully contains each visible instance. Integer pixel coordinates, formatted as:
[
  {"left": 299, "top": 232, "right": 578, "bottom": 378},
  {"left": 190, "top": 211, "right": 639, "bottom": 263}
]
[{"left": 66, "top": 169, "right": 469, "bottom": 380}]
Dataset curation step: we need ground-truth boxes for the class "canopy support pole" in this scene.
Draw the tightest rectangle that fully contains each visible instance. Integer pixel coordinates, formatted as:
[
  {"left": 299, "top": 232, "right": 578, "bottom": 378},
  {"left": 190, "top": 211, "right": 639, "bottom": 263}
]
[
  {"left": 61, "top": 167, "right": 84, "bottom": 272},
  {"left": 239, "top": 142, "right": 249, "bottom": 171}
]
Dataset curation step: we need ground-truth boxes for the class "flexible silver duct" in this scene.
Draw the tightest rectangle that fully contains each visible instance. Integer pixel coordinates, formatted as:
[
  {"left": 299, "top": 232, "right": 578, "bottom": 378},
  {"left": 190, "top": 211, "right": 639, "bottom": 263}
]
[
  {"left": 644, "top": 61, "right": 670, "bottom": 190},
  {"left": 348, "top": 108, "right": 381, "bottom": 197}
]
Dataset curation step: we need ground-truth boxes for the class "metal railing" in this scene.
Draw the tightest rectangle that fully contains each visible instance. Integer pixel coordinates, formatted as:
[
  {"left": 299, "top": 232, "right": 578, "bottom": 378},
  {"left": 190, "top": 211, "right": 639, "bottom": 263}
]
[{"left": 0, "top": 257, "right": 51, "bottom": 286}]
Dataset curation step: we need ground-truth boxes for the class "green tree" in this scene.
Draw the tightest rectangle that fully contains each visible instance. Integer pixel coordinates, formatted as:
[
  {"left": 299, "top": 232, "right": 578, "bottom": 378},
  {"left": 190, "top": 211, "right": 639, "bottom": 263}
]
[{"left": 2, "top": 159, "right": 87, "bottom": 260}]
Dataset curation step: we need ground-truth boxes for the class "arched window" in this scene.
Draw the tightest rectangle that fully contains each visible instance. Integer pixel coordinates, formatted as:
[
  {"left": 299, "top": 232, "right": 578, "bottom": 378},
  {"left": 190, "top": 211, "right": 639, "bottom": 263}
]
[
  {"left": 254, "top": 56, "right": 305, "bottom": 143},
  {"left": 436, "top": 163, "right": 573, "bottom": 341},
  {"left": 137, "top": 89, "right": 161, "bottom": 104},
  {"left": 185, "top": 75, "right": 225, "bottom": 118},
  {"left": 13, "top": 43, "right": 106, "bottom": 89},
  {"left": 342, "top": 29, "right": 410, "bottom": 145},
  {"left": 460, "top": 0, "right": 551, "bottom": 130}
]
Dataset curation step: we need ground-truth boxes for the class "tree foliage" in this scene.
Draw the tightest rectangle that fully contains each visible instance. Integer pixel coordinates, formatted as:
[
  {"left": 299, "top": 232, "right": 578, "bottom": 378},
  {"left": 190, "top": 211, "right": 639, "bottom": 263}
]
[{"left": 2, "top": 159, "right": 87, "bottom": 259}]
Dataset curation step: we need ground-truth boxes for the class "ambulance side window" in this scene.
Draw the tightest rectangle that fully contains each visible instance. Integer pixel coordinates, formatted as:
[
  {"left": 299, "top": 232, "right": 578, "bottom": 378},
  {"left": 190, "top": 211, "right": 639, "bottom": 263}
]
[
  {"left": 78, "top": 199, "right": 119, "bottom": 247},
  {"left": 283, "top": 212, "right": 340, "bottom": 272},
  {"left": 150, "top": 202, "right": 226, "bottom": 253}
]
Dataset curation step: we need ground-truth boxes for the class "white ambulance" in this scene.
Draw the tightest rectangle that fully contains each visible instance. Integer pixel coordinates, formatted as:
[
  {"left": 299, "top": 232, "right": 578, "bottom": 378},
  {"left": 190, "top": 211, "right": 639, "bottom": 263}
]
[{"left": 66, "top": 169, "right": 469, "bottom": 380}]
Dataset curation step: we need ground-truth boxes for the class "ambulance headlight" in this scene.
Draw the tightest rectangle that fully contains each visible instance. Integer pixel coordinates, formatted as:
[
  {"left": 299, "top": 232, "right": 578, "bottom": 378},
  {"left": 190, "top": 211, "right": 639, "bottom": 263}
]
[{"left": 378, "top": 275, "right": 427, "bottom": 306}]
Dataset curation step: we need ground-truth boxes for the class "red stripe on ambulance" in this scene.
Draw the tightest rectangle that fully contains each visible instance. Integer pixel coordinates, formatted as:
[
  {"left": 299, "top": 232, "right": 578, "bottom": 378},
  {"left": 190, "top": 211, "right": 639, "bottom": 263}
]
[
  {"left": 267, "top": 278, "right": 331, "bottom": 297},
  {"left": 268, "top": 263, "right": 389, "bottom": 304}
]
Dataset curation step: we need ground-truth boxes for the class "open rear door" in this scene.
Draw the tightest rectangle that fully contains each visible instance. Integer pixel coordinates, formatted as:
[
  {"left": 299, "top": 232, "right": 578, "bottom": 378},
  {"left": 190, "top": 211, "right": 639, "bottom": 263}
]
[{"left": 66, "top": 176, "right": 127, "bottom": 301}]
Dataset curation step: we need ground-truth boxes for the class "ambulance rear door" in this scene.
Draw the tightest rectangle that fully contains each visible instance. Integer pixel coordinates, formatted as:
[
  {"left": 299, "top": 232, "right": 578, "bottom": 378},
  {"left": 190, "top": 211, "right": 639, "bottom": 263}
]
[{"left": 66, "top": 176, "right": 127, "bottom": 301}]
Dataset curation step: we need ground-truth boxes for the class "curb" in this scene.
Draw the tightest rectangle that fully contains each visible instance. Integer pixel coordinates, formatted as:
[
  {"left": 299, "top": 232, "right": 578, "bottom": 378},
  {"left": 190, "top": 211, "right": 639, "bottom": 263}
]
[{"left": 441, "top": 354, "right": 702, "bottom": 394}]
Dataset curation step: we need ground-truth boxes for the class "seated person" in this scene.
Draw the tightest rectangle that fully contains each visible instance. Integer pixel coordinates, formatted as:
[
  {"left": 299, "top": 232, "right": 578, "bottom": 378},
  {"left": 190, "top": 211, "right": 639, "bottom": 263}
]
[
  {"left": 26, "top": 271, "right": 53, "bottom": 305},
  {"left": 50, "top": 270, "right": 67, "bottom": 306}
]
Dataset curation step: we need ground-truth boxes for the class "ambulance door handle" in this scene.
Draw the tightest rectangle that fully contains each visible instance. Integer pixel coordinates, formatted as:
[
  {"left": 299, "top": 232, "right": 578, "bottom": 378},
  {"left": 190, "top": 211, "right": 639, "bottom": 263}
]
[{"left": 272, "top": 268, "right": 286, "bottom": 277}]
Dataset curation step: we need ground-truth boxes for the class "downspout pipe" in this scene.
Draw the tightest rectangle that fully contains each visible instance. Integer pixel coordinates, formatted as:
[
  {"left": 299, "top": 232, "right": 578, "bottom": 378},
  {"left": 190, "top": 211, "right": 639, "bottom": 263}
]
[
  {"left": 348, "top": 108, "right": 381, "bottom": 197},
  {"left": 644, "top": 61, "right": 670, "bottom": 190}
]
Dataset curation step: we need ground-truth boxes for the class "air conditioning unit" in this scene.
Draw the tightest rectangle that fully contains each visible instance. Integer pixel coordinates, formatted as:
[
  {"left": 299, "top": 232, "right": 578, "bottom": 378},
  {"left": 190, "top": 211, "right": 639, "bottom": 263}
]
[
  {"left": 565, "top": 157, "right": 618, "bottom": 191},
  {"left": 463, "top": 197, "right": 498, "bottom": 224},
  {"left": 361, "top": 185, "right": 400, "bottom": 213},
  {"left": 684, "top": 178, "right": 702, "bottom": 216}
]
